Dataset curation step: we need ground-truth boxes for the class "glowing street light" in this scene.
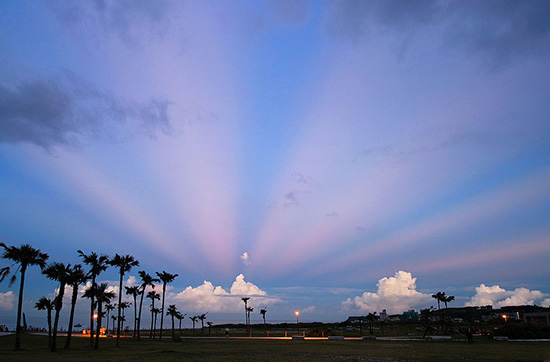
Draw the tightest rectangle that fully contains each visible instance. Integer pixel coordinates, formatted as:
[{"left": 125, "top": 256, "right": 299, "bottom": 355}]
[{"left": 295, "top": 311, "right": 300, "bottom": 333}]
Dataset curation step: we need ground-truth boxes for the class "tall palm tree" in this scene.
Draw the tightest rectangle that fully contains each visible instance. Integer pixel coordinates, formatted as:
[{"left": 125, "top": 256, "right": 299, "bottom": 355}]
[
  {"left": 0, "top": 243, "right": 49, "bottom": 350},
  {"left": 147, "top": 291, "right": 160, "bottom": 338},
  {"left": 151, "top": 307, "right": 161, "bottom": 336},
  {"left": 176, "top": 312, "right": 186, "bottom": 335},
  {"left": 199, "top": 313, "right": 208, "bottom": 335},
  {"left": 366, "top": 312, "right": 377, "bottom": 335},
  {"left": 260, "top": 308, "right": 267, "bottom": 336},
  {"left": 125, "top": 286, "right": 140, "bottom": 339},
  {"left": 443, "top": 294, "right": 455, "bottom": 309},
  {"left": 137, "top": 271, "right": 159, "bottom": 340},
  {"left": 64, "top": 264, "right": 88, "bottom": 349},
  {"left": 108, "top": 254, "right": 139, "bottom": 346},
  {"left": 35, "top": 296, "right": 54, "bottom": 348},
  {"left": 105, "top": 302, "right": 115, "bottom": 334},
  {"left": 246, "top": 307, "right": 254, "bottom": 336},
  {"left": 190, "top": 316, "right": 198, "bottom": 335},
  {"left": 166, "top": 304, "right": 178, "bottom": 338},
  {"left": 241, "top": 297, "right": 250, "bottom": 336},
  {"left": 155, "top": 271, "right": 178, "bottom": 340},
  {"left": 78, "top": 250, "right": 109, "bottom": 347},
  {"left": 119, "top": 301, "right": 131, "bottom": 334},
  {"left": 43, "top": 262, "right": 72, "bottom": 352},
  {"left": 83, "top": 283, "right": 115, "bottom": 349},
  {"left": 431, "top": 292, "right": 445, "bottom": 311}
]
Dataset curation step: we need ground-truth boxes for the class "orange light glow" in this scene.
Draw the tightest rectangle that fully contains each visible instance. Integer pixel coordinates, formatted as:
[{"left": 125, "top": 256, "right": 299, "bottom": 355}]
[
  {"left": 93, "top": 313, "right": 98, "bottom": 319},
  {"left": 295, "top": 311, "right": 300, "bottom": 317}
]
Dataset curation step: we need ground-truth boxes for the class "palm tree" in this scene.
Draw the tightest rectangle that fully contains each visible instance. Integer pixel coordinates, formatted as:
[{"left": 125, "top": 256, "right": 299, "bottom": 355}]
[
  {"left": 137, "top": 271, "right": 159, "bottom": 340},
  {"left": 246, "top": 307, "right": 254, "bottom": 336},
  {"left": 125, "top": 286, "right": 140, "bottom": 339},
  {"left": 43, "top": 262, "right": 72, "bottom": 352},
  {"left": 155, "top": 271, "right": 178, "bottom": 340},
  {"left": 105, "top": 302, "right": 115, "bottom": 334},
  {"left": 366, "top": 312, "right": 377, "bottom": 335},
  {"left": 78, "top": 250, "right": 109, "bottom": 347},
  {"left": 260, "top": 308, "right": 267, "bottom": 336},
  {"left": 147, "top": 291, "right": 160, "bottom": 338},
  {"left": 431, "top": 292, "right": 445, "bottom": 311},
  {"left": 64, "top": 264, "right": 88, "bottom": 349},
  {"left": 166, "top": 304, "right": 179, "bottom": 338},
  {"left": 199, "top": 313, "right": 208, "bottom": 335},
  {"left": 207, "top": 321, "right": 213, "bottom": 336},
  {"left": 83, "top": 283, "right": 115, "bottom": 349},
  {"left": 421, "top": 306, "right": 435, "bottom": 338},
  {"left": 35, "top": 296, "right": 54, "bottom": 348},
  {"left": 108, "top": 254, "right": 139, "bottom": 346},
  {"left": 241, "top": 297, "right": 250, "bottom": 336},
  {"left": 443, "top": 294, "right": 455, "bottom": 309},
  {"left": 119, "top": 301, "right": 131, "bottom": 334},
  {"left": 176, "top": 312, "right": 186, "bottom": 335},
  {"left": 111, "top": 315, "right": 117, "bottom": 335},
  {"left": 0, "top": 243, "right": 49, "bottom": 350},
  {"left": 151, "top": 307, "right": 161, "bottom": 336},
  {"left": 190, "top": 316, "right": 198, "bottom": 335}
]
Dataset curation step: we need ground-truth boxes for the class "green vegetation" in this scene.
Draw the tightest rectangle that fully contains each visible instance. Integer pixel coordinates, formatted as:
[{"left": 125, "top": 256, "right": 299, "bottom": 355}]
[{"left": 1, "top": 333, "right": 549, "bottom": 362}]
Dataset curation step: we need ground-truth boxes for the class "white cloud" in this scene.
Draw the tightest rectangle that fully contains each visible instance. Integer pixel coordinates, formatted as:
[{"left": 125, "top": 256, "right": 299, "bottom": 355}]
[
  {"left": 241, "top": 252, "right": 251, "bottom": 266},
  {"left": 465, "top": 284, "right": 548, "bottom": 308},
  {"left": 0, "top": 291, "right": 15, "bottom": 310},
  {"left": 300, "top": 305, "right": 316, "bottom": 314},
  {"left": 172, "top": 274, "right": 279, "bottom": 313},
  {"left": 341, "top": 271, "right": 432, "bottom": 314}
]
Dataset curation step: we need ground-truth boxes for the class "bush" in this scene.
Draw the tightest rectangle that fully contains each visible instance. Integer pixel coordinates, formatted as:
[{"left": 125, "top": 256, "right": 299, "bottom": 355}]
[{"left": 494, "top": 323, "right": 550, "bottom": 339}]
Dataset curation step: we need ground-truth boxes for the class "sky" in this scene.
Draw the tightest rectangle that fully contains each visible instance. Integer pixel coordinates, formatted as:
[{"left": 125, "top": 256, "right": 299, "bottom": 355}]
[{"left": 1, "top": 0, "right": 550, "bottom": 330}]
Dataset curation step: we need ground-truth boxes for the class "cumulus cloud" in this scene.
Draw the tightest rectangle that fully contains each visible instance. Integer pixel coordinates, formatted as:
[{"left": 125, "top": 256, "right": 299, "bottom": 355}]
[
  {"left": 341, "top": 271, "right": 432, "bottom": 314},
  {"left": 0, "top": 75, "right": 171, "bottom": 150},
  {"left": 241, "top": 252, "right": 251, "bottom": 266},
  {"left": 465, "top": 284, "right": 548, "bottom": 308},
  {"left": 300, "top": 305, "right": 316, "bottom": 314},
  {"left": 0, "top": 291, "right": 15, "bottom": 310},
  {"left": 172, "top": 274, "right": 279, "bottom": 313}
]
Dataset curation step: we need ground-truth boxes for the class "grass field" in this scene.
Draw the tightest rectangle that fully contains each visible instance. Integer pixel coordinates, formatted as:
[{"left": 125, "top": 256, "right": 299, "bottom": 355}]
[{"left": 1, "top": 333, "right": 549, "bottom": 362}]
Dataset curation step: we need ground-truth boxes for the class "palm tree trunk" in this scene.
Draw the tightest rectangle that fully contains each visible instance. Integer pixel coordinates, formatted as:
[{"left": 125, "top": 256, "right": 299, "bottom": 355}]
[
  {"left": 14, "top": 266, "right": 26, "bottom": 350},
  {"left": 51, "top": 282, "right": 65, "bottom": 352},
  {"left": 47, "top": 308, "right": 52, "bottom": 348},
  {"left": 159, "top": 285, "right": 166, "bottom": 340},
  {"left": 64, "top": 285, "right": 79, "bottom": 348},
  {"left": 137, "top": 291, "right": 145, "bottom": 340},
  {"left": 89, "top": 275, "right": 95, "bottom": 347},
  {"left": 171, "top": 315, "right": 175, "bottom": 339},
  {"left": 150, "top": 307, "right": 155, "bottom": 339},
  {"left": 133, "top": 296, "right": 138, "bottom": 339},
  {"left": 94, "top": 303, "right": 102, "bottom": 349},
  {"left": 116, "top": 272, "right": 123, "bottom": 347}
]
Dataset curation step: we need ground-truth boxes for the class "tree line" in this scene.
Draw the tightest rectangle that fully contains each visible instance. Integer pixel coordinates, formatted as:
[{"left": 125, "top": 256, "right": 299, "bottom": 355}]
[{"left": 0, "top": 242, "right": 194, "bottom": 351}]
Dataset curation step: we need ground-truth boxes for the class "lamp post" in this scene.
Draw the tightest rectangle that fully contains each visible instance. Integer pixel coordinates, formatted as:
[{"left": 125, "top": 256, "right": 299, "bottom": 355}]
[{"left": 295, "top": 311, "right": 300, "bottom": 334}]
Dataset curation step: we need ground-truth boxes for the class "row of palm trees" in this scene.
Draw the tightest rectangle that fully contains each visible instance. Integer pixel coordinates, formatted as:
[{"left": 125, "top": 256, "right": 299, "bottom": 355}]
[{"left": 1, "top": 243, "right": 183, "bottom": 351}]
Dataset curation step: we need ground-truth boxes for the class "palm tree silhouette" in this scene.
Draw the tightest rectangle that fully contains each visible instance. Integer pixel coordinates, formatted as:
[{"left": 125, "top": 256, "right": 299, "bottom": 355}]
[
  {"left": 137, "top": 271, "right": 159, "bottom": 340},
  {"left": 43, "top": 262, "right": 72, "bottom": 352},
  {"left": 147, "top": 291, "right": 160, "bottom": 338},
  {"left": 0, "top": 243, "right": 49, "bottom": 350},
  {"left": 78, "top": 250, "right": 109, "bottom": 347},
  {"left": 119, "top": 301, "right": 131, "bottom": 334},
  {"left": 125, "top": 286, "right": 140, "bottom": 339},
  {"left": 35, "top": 296, "right": 54, "bottom": 348},
  {"left": 246, "top": 307, "right": 254, "bottom": 336},
  {"left": 105, "top": 302, "right": 115, "bottom": 334},
  {"left": 260, "top": 308, "right": 267, "bottom": 336},
  {"left": 64, "top": 264, "right": 88, "bottom": 349},
  {"left": 431, "top": 292, "right": 445, "bottom": 311},
  {"left": 443, "top": 294, "right": 455, "bottom": 309},
  {"left": 199, "top": 313, "right": 208, "bottom": 335},
  {"left": 166, "top": 304, "right": 179, "bottom": 338},
  {"left": 190, "top": 316, "right": 198, "bottom": 335},
  {"left": 111, "top": 315, "right": 117, "bottom": 336},
  {"left": 155, "top": 271, "right": 178, "bottom": 340},
  {"left": 108, "top": 254, "right": 139, "bottom": 346},
  {"left": 151, "top": 307, "right": 161, "bottom": 336},
  {"left": 83, "top": 283, "right": 115, "bottom": 349},
  {"left": 176, "top": 312, "right": 186, "bottom": 335},
  {"left": 366, "top": 312, "right": 377, "bottom": 335},
  {"left": 207, "top": 321, "right": 213, "bottom": 336},
  {"left": 241, "top": 297, "right": 250, "bottom": 336}
]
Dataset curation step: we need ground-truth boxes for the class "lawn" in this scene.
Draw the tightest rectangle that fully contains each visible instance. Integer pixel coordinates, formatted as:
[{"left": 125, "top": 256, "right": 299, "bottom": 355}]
[{"left": 1, "top": 333, "right": 549, "bottom": 362}]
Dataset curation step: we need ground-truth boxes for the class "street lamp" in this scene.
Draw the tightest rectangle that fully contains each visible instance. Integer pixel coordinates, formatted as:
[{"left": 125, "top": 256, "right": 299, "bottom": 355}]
[{"left": 295, "top": 311, "right": 300, "bottom": 333}]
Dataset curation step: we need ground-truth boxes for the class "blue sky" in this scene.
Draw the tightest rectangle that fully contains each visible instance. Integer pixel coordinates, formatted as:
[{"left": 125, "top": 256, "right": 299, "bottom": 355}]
[{"left": 1, "top": 0, "right": 550, "bottom": 329}]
